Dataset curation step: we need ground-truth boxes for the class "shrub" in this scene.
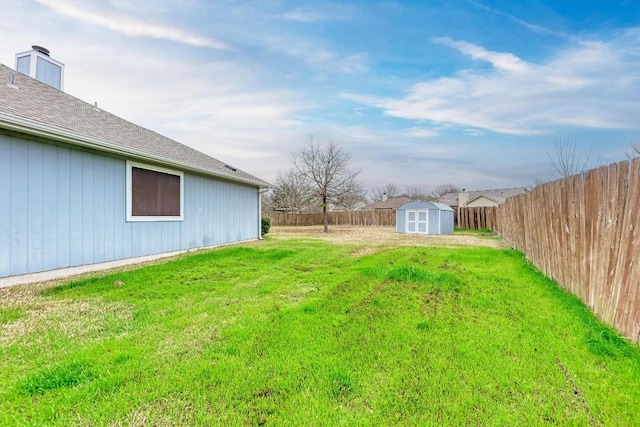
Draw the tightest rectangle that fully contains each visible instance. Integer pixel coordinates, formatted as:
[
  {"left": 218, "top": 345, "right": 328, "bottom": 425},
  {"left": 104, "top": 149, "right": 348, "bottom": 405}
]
[{"left": 261, "top": 217, "right": 271, "bottom": 237}]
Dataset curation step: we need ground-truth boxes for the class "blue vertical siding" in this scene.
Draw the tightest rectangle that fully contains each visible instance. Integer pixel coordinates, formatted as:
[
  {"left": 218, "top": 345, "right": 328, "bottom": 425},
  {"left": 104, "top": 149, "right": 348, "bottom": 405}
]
[
  {"left": 11, "top": 140, "right": 29, "bottom": 275},
  {"left": 81, "top": 153, "right": 94, "bottom": 265},
  {"left": 0, "top": 137, "right": 11, "bottom": 276},
  {"left": 0, "top": 133, "right": 261, "bottom": 278},
  {"left": 92, "top": 156, "right": 105, "bottom": 264},
  {"left": 429, "top": 209, "right": 439, "bottom": 234},
  {"left": 42, "top": 144, "right": 58, "bottom": 271},
  {"left": 69, "top": 150, "right": 84, "bottom": 267},
  {"left": 113, "top": 162, "right": 126, "bottom": 260},
  {"left": 57, "top": 147, "right": 71, "bottom": 269},
  {"left": 27, "top": 142, "right": 44, "bottom": 272},
  {"left": 396, "top": 208, "right": 405, "bottom": 233},
  {"left": 103, "top": 157, "right": 116, "bottom": 262},
  {"left": 442, "top": 211, "right": 454, "bottom": 235}
]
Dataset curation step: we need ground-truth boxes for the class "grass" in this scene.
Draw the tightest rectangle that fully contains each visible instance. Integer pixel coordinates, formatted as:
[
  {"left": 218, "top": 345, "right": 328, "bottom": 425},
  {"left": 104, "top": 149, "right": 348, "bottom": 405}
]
[
  {"left": 0, "top": 307, "right": 24, "bottom": 324},
  {"left": 1, "top": 236, "right": 639, "bottom": 425},
  {"left": 454, "top": 227, "right": 495, "bottom": 235}
]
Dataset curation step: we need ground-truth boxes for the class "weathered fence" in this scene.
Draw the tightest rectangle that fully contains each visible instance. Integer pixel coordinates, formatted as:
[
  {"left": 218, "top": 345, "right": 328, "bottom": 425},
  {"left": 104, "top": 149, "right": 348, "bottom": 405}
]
[
  {"left": 265, "top": 210, "right": 396, "bottom": 227},
  {"left": 496, "top": 158, "right": 640, "bottom": 343},
  {"left": 456, "top": 206, "right": 498, "bottom": 230}
]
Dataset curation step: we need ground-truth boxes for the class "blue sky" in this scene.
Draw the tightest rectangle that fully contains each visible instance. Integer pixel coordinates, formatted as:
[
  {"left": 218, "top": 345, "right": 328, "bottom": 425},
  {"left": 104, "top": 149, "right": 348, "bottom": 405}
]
[{"left": 1, "top": 0, "right": 639, "bottom": 193}]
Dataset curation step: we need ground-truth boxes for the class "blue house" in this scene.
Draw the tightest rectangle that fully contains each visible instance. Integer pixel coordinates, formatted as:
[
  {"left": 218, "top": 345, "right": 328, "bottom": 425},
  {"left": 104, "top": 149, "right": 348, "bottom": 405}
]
[
  {"left": 0, "top": 49, "right": 269, "bottom": 284},
  {"left": 396, "top": 200, "right": 454, "bottom": 235}
]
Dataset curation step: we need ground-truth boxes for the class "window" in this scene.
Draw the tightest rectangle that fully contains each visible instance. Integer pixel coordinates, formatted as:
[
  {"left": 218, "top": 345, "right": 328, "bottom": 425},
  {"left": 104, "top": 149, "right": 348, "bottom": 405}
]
[{"left": 126, "top": 161, "right": 184, "bottom": 222}]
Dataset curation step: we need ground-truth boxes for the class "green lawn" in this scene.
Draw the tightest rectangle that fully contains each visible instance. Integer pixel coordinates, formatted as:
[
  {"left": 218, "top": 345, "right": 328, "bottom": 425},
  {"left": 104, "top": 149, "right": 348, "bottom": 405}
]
[{"left": 1, "top": 235, "right": 639, "bottom": 426}]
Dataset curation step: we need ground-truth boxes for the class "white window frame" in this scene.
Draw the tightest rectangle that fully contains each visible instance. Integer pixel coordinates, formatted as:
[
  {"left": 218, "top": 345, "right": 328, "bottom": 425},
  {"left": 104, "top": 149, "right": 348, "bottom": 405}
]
[{"left": 126, "top": 160, "right": 184, "bottom": 222}]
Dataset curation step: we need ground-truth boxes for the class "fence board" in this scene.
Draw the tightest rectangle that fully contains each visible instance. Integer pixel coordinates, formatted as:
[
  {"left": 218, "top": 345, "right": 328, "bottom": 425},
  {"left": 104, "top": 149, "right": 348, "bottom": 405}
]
[
  {"left": 496, "top": 159, "right": 640, "bottom": 343},
  {"left": 265, "top": 210, "right": 397, "bottom": 227},
  {"left": 456, "top": 206, "right": 497, "bottom": 230}
]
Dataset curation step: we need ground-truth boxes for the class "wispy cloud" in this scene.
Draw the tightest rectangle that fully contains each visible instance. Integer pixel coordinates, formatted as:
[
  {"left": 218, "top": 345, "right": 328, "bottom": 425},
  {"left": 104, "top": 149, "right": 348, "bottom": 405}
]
[
  {"left": 404, "top": 127, "right": 437, "bottom": 138},
  {"left": 34, "top": 0, "right": 230, "bottom": 49},
  {"left": 346, "top": 33, "right": 640, "bottom": 135},
  {"left": 467, "top": 0, "right": 569, "bottom": 39},
  {"left": 433, "top": 37, "right": 529, "bottom": 72},
  {"left": 282, "top": 10, "right": 332, "bottom": 23},
  {"left": 282, "top": 5, "right": 352, "bottom": 22},
  {"left": 264, "top": 36, "right": 368, "bottom": 74}
]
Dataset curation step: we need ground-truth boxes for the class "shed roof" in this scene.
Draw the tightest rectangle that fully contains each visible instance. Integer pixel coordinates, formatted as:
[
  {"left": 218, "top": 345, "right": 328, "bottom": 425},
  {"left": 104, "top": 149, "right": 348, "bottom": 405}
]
[
  {"left": 398, "top": 200, "right": 453, "bottom": 211},
  {"left": 0, "top": 64, "right": 269, "bottom": 189}
]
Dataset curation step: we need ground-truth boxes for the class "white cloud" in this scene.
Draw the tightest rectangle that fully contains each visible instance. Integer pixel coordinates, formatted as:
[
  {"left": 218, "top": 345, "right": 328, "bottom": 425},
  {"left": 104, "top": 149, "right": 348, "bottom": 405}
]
[
  {"left": 433, "top": 37, "right": 529, "bottom": 72},
  {"left": 404, "top": 127, "right": 437, "bottom": 138},
  {"left": 281, "top": 5, "right": 352, "bottom": 22},
  {"left": 34, "top": 0, "right": 230, "bottom": 49},
  {"left": 347, "top": 33, "right": 640, "bottom": 135},
  {"left": 282, "top": 10, "right": 332, "bottom": 23}
]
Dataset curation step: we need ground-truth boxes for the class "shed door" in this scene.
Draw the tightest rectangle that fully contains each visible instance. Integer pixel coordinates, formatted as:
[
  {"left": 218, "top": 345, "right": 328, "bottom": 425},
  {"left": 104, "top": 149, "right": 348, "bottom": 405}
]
[
  {"left": 406, "top": 210, "right": 428, "bottom": 234},
  {"left": 407, "top": 211, "right": 416, "bottom": 232}
]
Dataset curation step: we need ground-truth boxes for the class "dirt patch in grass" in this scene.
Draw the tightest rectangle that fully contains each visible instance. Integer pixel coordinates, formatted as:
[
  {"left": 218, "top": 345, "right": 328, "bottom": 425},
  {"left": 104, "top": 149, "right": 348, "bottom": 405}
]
[
  {"left": 0, "top": 297, "right": 134, "bottom": 346},
  {"left": 270, "top": 226, "right": 504, "bottom": 249}
]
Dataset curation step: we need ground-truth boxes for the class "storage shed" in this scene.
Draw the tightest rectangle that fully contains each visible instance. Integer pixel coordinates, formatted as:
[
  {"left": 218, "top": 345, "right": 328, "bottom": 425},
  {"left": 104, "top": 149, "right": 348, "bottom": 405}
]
[{"left": 396, "top": 201, "right": 454, "bottom": 235}]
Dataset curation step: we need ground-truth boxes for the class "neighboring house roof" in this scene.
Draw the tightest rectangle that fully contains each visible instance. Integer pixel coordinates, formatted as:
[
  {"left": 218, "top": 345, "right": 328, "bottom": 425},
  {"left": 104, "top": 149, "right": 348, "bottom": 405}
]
[
  {"left": 437, "top": 187, "right": 527, "bottom": 208},
  {"left": 362, "top": 196, "right": 412, "bottom": 210},
  {"left": 0, "top": 64, "right": 269, "bottom": 189}
]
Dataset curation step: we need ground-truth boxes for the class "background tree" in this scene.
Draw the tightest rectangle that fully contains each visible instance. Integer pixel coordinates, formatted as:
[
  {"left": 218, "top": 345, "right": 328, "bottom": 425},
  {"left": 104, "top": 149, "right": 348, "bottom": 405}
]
[
  {"left": 260, "top": 191, "right": 273, "bottom": 214},
  {"left": 293, "top": 135, "right": 362, "bottom": 233},
  {"left": 370, "top": 183, "right": 400, "bottom": 202},
  {"left": 430, "top": 183, "right": 460, "bottom": 199},
  {"left": 628, "top": 142, "right": 640, "bottom": 158},
  {"left": 404, "top": 185, "right": 432, "bottom": 200},
  {"left": 546, "top": 133, "right": 594, "bottom": 178},
  {"left": 528, "top": 177, "right": 548, "bottom": 190},
  {"left": 270, "top": 170, "right": 311, "bottom": 213},
  {"left": 338, "top": 186, "right": 368, "bottom": 211}
]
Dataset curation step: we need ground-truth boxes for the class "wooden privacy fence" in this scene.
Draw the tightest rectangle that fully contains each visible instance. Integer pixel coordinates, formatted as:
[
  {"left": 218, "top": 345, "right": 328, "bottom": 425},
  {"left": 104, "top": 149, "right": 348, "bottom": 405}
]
[
  {"left": 265, "top": 210, "right": 396, "bottom": 227},
  {"left": 496, "top": 158, "right": 640, "bottom": 343},
  {"left": 456, "top": 206, "right": 498, "bottom": 230}
]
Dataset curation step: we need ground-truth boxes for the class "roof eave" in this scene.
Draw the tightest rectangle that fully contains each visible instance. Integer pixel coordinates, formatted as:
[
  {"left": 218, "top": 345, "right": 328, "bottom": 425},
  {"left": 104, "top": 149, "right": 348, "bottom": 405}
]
[
  {"left": 468, "top": 195, "right": 499, "bottom": 205},
  {"left": 0, "top": 112, "right": 269, "bottom": 189}
]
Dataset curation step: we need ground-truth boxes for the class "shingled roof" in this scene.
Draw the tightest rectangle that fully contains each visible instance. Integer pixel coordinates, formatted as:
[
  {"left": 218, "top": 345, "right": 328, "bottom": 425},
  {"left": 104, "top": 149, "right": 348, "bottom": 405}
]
[
  {"left": 0, "top": 64, "right": 269, "bottom": 188},
  {"left": 437, "top": 187, "right": 527, "bottom": 207},
  {"left": 362, "top": 196, "right": 412, "bottom": 210}
]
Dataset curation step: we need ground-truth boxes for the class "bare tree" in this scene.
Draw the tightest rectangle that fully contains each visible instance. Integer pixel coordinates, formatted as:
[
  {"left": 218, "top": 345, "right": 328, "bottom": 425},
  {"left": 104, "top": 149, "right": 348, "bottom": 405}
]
[
  {"left": 270, "top": 170, "right": 311, "bottom": 214},
  {"left": 430, "top": 183, "right": 460, "bottom": 199},
  {"left": 528, "top": 177, "right": 548, "bottom": 190},
  {"left": 370, "top": 183, "right": 400, "bottom": 202},
  {"left": 628, "top": 142, "right": 640, "bottom": 158},
  {"left": 339, "top": 186, "right": 368, "bottom": 211},
  {"left": 261, "top": 191, "right": 273, "bottom": 214},
  {"left": 404, "top": 185, "right": 432, "bottom": 200},
  {"left": 293, "top": 135, "right": 362, "bottom": 233},
  {"left": 546, "top": 134, "right": 593, "bottom": 178}
]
